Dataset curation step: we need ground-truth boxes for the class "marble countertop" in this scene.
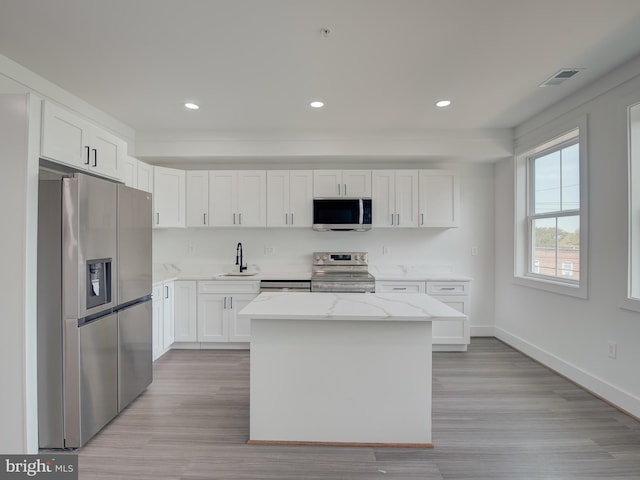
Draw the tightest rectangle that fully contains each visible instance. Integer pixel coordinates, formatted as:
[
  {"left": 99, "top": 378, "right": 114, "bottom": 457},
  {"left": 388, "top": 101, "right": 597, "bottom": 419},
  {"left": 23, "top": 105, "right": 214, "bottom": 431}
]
[
  {"left": 238, "top": 292, "right": 467, "bottom": 322},
  {"left": 153, "top": 262, "right": 471, "bottom": 284}
]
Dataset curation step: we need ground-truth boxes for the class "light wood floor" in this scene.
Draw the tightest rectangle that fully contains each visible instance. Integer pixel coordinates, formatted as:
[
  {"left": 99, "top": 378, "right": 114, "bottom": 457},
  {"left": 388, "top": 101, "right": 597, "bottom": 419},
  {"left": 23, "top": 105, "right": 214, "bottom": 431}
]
[{"left": 74, "top": 338, "right": 640, "bottom": 479}]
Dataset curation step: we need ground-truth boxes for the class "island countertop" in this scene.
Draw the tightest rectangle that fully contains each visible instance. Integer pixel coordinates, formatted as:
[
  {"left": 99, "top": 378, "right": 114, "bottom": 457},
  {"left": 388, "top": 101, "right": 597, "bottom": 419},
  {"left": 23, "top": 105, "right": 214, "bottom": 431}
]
[{"left": 238, "top": 292, "right": 466, "bottom": 322}]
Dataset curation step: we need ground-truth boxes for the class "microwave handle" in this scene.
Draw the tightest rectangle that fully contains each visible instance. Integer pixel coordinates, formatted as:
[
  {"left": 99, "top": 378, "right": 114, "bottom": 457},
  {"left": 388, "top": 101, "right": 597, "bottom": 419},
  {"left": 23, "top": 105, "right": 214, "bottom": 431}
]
[{"left": 358, "top": 198, "right": 364, "bottom": 225}]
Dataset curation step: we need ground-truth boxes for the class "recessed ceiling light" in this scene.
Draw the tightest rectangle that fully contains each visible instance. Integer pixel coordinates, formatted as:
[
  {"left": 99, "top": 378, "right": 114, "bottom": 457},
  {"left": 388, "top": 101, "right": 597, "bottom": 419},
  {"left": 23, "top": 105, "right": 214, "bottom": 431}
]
[
  {"left": 309, "top": 101, "right": 325, "bottom": 108},
  {"left": 184, "top": 102, "right": 200, "bottom": 110},
  {"left": 435, "top": 99, "right": 452, "bottom": 108}
]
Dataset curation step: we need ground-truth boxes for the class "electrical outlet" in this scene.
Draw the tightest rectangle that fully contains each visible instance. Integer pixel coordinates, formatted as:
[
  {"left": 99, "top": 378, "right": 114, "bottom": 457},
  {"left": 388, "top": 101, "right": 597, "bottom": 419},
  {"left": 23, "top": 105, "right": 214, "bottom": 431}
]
[
  {"left": 607, "top": 340, "right": 617, "bottom": 359},
  {"left": 471, "top": 246, "right": 478, "bottom": 256},
  {"left": 382, "top": 246, "right": 390, "bottom": 256},
  {"left": 186, "top": 243, "right": 194, "bottom": 253},
  {"left": 264, "top": 246, "right": 275, "bottom": 255}
]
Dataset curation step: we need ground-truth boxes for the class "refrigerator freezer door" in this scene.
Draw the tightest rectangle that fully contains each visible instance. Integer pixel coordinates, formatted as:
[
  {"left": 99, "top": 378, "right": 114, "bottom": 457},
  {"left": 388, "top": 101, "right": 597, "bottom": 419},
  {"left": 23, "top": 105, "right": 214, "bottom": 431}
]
[
  {"left": 63, "top": 174, "right": 118, "bottom": 320},
  {"left": 118, "top": 300, "right": 153, "bottom": 411},
  {"left": 63, "top": 312, "right": 119, "bottom": 447},
  {"left": 117, "top": 185, "right": 153, "bottom": 305}
]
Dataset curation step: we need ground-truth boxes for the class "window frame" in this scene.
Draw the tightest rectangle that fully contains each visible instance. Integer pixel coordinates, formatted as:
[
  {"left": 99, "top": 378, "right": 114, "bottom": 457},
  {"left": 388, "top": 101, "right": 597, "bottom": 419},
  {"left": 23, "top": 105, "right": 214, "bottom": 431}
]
[
  {"left": 526, "top": 137, "right": 581, "bottom": 285},
  {"left": 624, "top": 98, "right": 640, "bottom": 312},
  {"left": 514, "top": 115, "right": 588, "bottom": 299}
]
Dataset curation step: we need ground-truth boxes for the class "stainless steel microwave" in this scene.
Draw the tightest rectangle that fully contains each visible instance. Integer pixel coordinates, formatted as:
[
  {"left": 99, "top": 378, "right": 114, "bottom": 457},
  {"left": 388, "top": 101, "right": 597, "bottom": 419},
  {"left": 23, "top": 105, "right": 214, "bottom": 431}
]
[{"left": 312, "top": 198, "right": 372, "bottom": 231}]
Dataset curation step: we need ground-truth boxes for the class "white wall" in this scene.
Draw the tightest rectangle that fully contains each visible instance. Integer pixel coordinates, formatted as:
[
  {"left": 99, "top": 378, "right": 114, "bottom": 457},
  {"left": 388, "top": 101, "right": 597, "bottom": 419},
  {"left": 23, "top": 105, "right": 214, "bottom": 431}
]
[
  {"left": 494, "top": 56, "right": 640, "bottom": 417},
  {"left": 154, "top": 164, "right": 496, "bottom": 330}
]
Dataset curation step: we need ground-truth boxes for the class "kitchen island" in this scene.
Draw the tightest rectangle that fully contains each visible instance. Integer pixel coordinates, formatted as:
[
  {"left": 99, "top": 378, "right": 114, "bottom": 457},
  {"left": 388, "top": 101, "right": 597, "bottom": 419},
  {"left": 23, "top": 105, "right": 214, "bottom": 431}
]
[{"left": 239, "top": 292, "right": 466, "bottom": 447}]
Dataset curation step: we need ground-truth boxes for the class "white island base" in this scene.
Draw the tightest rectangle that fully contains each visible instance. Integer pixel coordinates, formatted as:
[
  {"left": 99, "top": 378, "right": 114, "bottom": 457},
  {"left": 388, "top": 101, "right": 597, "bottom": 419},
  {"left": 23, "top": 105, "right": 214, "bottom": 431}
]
[{"left": 241, "top": 293, "right": 467, "bottom": 448}]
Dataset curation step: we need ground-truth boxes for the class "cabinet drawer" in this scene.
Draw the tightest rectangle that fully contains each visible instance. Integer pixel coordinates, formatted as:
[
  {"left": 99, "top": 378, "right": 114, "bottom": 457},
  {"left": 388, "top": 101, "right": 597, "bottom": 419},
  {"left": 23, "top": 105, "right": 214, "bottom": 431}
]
[
  {"left": 426, "top": 281, "right": 468, "bottom": 295},
  {"left": 198, "top": 281, "right": 260, "bottom": 294},
  {"left": 376, "top": 282, "right": 425, "bottom": 293}
]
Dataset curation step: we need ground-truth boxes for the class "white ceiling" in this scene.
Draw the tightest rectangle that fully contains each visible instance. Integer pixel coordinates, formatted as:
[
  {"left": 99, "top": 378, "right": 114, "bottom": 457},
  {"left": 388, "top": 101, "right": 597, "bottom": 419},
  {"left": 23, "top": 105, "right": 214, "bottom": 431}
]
[{"left": 2, "top": 0, "right": 640, "bottom": 139}]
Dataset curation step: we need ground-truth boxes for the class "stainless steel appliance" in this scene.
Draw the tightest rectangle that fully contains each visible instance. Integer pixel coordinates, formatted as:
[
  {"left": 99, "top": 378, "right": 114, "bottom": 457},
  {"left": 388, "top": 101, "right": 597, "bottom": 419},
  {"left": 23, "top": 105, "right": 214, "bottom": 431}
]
[
  {"left": 37, "top": 172, "right": 152, "bottom": 449},
  {"left": 311, "top": 252, "right": 376, "bottom": 293},
  {"left": 312, "top": 198, "right": 372, "bottom": 231},
  {"left": 260, "top": 280, "right": 311, "bottom": 292}
]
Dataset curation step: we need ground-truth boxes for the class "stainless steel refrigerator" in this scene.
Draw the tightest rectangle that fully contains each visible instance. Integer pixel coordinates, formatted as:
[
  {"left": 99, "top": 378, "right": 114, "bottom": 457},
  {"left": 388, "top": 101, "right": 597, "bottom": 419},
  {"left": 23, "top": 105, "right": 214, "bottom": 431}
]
[{"left": 37, "top": 172, "right": 152, "bottom": 449}]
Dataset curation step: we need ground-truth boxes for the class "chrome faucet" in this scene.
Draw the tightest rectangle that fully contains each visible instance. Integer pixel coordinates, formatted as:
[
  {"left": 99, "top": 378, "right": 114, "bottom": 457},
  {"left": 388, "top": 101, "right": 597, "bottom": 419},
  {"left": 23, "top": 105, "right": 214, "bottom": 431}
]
[{"left": 236, "top": 242, "right": 247, "bottom": 272}]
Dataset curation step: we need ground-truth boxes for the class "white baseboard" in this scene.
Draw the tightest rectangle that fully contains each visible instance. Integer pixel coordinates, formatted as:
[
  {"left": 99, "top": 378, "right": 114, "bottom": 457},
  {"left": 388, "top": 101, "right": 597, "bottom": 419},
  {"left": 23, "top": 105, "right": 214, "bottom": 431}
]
[
  {"left": 470, "top": 325, "right": 496, "bottom": 336},
  {"left": 495, "top": 327, "right": 640, "bottom": 419}
]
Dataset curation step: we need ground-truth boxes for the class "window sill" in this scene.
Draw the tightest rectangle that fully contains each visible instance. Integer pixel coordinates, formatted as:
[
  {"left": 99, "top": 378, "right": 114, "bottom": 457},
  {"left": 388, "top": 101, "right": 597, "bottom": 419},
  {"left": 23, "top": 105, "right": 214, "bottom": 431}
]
[
  {"left": 620, "top": 297, "right": 640, "bottom": 314},
  {"left": 513, "top": 275, "right": 588, "bottom": 299}
]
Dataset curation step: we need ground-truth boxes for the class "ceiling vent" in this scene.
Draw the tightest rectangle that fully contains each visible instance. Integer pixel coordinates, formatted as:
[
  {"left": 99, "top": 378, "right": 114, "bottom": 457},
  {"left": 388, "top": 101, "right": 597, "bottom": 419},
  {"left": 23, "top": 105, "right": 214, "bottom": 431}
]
[{"left": 539, "top": 68, "right": 583, "bottom": 87}]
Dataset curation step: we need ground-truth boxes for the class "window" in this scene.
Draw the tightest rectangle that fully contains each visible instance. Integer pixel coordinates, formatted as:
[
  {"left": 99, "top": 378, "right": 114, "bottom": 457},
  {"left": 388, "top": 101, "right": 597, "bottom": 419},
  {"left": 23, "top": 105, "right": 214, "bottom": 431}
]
[
  {"left": 626, "top": 100, "right": 640, "bottom": 309},
  {"left": 514, "top": 117, "right": 588, "bottom": 298},
  {"left": 528, "top": 139, "right": 580, "bottom": 282}
]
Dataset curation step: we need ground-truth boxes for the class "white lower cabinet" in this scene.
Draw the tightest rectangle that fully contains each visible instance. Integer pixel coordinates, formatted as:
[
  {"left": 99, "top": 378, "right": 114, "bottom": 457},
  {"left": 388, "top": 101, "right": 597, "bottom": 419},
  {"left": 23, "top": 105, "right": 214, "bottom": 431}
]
[
  {"left": 152, "top": 280, "right": 175, "bottom": 360},
  {"left": 376, "top": 280, "right": 470, "bottom": 351},
  {"left": 163, "top": 282, "right": 175, "bottom": 348},
  {"left": 152, "top": 285, "right": 163, "bottom": 360},
  {"left": 197, "top": 281, "right": 259, "bottom": 343},
  {"left": 174, "top": 280, "right": 197, "bottom": 342}
]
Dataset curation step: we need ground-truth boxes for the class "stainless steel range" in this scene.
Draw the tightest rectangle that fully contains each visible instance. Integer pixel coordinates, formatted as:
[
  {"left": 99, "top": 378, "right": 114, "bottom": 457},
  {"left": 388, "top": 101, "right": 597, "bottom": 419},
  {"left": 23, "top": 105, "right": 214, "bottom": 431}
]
[{"left": 311, "top": 251, "right": 376, "bottom": 293}]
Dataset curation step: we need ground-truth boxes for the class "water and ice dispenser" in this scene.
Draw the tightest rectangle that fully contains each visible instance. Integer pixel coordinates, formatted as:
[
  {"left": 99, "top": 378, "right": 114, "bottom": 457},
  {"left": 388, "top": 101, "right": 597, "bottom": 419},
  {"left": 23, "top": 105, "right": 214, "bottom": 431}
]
[{"left": 86, "top": 258, "right": 112, "bottom": 309}]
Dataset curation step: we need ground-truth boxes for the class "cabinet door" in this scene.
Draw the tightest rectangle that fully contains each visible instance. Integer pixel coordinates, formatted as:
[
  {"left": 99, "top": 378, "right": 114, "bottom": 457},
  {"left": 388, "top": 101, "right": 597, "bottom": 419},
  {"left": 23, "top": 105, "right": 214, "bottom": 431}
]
[
  {"left": 237, "top": 171, "right": 266, "bottom": 227},
  {"left": 41, "top": 101, "right": 90, "bottom": 170},
  {"left": 89, "top": 127, "right": 125, "bottom": 180},
  {"left": 431, "top": 296, "right": 470, "bottom": 344},
  {"left": 122, "top": 156, "right": 138, "bottom": 188},
  {"left": 228, "top": 293, "right": 257, "bottom": 342},
  {"left": 186, "top": 171, "right": 210, "bottom": 227},
  {"left": 372, "top": 170, "right": 395, "bottom": 227},
  {"left": 419, "top": 170, "right": 459, "bottom": 228},
  {"left": 153, "top": 166, "right": 186, "bottom": 228},
  {"left": 137, "top": 162, "right": 154, "bottom": 194},
  {"left": 342, "top": 170, "right": 371, "bottom": 197},
  {"left": 313, "top": 170, "right": 341, "bottom": 197},
  {"left": 395, "top": 170, "right": 419, "bottom": 227},
  {"left": 209, "top": 171, "right": 236, "bottom": 226},
  {"left": 289, "top": 170, "right": 313, "bottom": 227},
  {"left": 174, "top": 281, "right": 197, "bottom": 342},
  {"left": 266, "top": 171, "right": 290, "bottom": 227},
  {"left": 162, "top": 282, "right": 175, "bottom": 349},
  {"left": 197, "top": 294, "right": 228, "bottom": 342}
]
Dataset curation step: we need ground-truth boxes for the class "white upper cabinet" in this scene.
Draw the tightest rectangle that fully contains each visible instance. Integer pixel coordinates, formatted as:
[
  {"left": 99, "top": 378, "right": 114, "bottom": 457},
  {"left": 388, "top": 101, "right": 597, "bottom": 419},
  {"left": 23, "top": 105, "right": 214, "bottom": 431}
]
[
  {"left": 121, "top": 156, "right": 138, "bottom": 188},
  {"left": 41, "top": 101, "right": 125, "bottom": 180},
  {"left": 153, "top": 166, "right": 185, "bottom": 228},
  {"left": 266, "top": 170, "right": 313, "bottom": 227},
  {"left": 137, "top": 161, "right": 154, "bottom": 194},
  {"left": 89, "top": 127, "right": 125, "bottom": 179},
  {"left": 313, "top": 170, "right": 371, "bottom": 198},
  {"left": 418, "top": 170, "right": 460, "bottom": 228},
  {"left": 186, "top": 170, "right": 210, "bottom": 227},
  {"left": 237, "top": 171, "right": 267, "bottom": 227},
  {"left": 209, "top": 171, "right": 235, "bottom": 226},
  {"left": 372, "top": 170, "right": 419, "bottom": 228},
  {"left": 209, "top": 171, "right": 266, "bottom": 227}
]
